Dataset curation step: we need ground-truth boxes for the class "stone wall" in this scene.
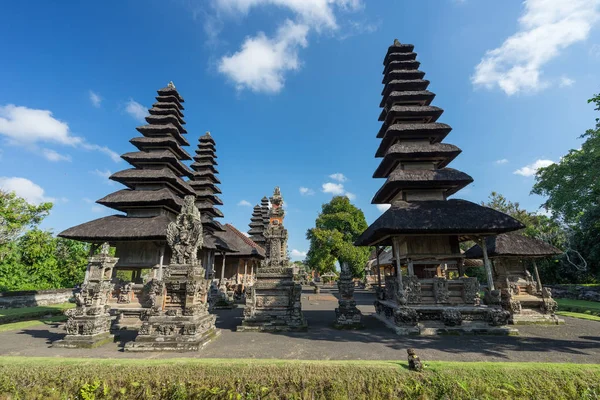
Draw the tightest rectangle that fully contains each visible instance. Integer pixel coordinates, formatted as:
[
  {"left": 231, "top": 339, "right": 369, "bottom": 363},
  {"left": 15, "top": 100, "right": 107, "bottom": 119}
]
[
  {"left": 547, "top": 285, "right": 600, "bottom": 302},
  {"left": 0, "top": 289, "right": 73, "bottom": 309}
]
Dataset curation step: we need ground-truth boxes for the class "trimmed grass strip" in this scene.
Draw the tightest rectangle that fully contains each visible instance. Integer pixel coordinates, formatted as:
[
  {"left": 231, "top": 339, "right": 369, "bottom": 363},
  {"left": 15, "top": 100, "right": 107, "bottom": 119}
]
[
  {"left": 0, "top": 315, "right": 68, "bottom": 333},
  {"left": 0, "top": 303, "right": 74, "bottom": 324},
  {"left": 0, "top": 357, "right": 599, "bottom": 399},
  {"left": 556, "top": 311, "right": 600, "bottom": 322},
  {"left": 557, "top": 298, "right": 600, "bottom": 317}
]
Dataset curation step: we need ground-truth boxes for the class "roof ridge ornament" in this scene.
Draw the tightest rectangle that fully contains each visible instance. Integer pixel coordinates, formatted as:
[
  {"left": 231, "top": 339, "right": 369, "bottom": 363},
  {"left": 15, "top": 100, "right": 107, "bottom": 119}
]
[
  {"left": 393, "top": 39, "right": 401, "bottom": 46},
  {"left": 168, "top": 81, "right": 176, "bottom": 89}
]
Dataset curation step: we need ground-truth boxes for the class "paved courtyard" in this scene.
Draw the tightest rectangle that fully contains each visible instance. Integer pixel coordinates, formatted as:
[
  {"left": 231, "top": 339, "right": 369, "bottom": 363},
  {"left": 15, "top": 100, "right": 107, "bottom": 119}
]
[{"left": 1, "top": 287, "right": 599, "bottom": 363}]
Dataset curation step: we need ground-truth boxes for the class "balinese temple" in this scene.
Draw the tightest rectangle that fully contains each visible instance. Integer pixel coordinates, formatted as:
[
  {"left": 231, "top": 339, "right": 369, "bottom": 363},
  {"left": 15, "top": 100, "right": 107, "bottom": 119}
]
[
  {"left": 261, "top": 196, "right": 270, "bottom": 231},
  {"left": 188, "top": 131, "right": 235, "bottom": 277},
  {"left": 354, "top": 41, "right": 525, "bottom": 335},
  {"left": 248, "top": 204, "right": 267, "bottom": 248},
  {"left": 465, "top": 234, "right": 563, "bottom": 324},
  {"left": 214, "top": 224, "right": 265, "bottom": 287},
  {"left": 60, "top": 82, "right": 193, "bottom": 285}
]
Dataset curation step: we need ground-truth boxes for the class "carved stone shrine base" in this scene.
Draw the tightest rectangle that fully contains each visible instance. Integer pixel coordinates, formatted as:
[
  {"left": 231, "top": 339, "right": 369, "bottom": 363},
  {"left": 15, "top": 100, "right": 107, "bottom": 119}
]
[
  {"left": 52, "top": 314, "right": 114, "bottom": 349},
  {"left": 238, "top": 267, "right": 307, "bottom": 332},
  {"left": 124, "top": 312, "right": 219, "bottom": 352},
  {"left": 334, "top": 299, "right": 363, "bottom": 329},
  {"left": 373, "top": 300, "right": 518, "bottom": 336}
]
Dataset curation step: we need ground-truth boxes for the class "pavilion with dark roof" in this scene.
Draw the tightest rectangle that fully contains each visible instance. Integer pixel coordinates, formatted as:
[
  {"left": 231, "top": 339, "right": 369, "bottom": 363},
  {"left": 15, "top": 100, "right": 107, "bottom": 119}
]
[
  {"left": 354, "top": 40, "right": 525, "bottom": 335},
  {"left": 465, "top": 234, "right": 563, "bottom": 324}
]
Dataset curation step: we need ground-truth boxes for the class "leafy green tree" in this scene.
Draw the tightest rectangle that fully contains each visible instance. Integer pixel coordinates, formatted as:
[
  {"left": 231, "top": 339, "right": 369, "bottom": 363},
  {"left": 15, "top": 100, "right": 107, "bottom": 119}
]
[
  {"left": 532, "top": 93, "right": 600, "bottom": 223},
  {"left": 305, "top": 196, "right": 370, "bottom": 277}
]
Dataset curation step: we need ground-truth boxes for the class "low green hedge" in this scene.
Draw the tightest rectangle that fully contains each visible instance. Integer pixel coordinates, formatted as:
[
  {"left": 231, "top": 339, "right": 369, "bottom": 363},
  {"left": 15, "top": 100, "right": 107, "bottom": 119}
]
[
  {"left": 557, "top": 299, "right": 600, "bottom": 317},
  {"left": 0, "top": 303, "right": 74, "bottom": 324},
  {"left": 0, "top": 358, "right": 599, "bottom": 399}
]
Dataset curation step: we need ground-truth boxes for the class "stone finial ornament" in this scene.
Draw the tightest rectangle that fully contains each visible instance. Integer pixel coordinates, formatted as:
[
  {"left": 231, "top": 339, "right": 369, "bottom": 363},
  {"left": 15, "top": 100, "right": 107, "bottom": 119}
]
[
  {"left": 393, "top": 38, "right": 401, "bottom": 46},
  {"left": 100, "top": 242, "right": 110, "bottom": 255},
  {"left": 168, "top": 81, "right": 176, "bottom": 89},
  {"left": 167, "top": 196, "right": 203, "bottom": 265}
]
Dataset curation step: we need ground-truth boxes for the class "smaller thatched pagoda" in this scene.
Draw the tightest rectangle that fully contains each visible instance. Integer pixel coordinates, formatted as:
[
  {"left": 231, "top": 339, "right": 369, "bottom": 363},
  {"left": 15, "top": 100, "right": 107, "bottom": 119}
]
[
  {"left": 465, "top": 234, "right": 563, "bottom": 324},
  {"left": 248, "top": 204, "right": 267, "bottom": 248}
]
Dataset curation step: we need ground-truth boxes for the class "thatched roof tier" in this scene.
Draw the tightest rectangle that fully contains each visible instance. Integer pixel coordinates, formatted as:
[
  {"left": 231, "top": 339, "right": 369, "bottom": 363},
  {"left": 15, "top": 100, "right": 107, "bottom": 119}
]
[
  {"left": 372, "top": 168, "right": 473, "bottom": 203},
  {"left": 97, "top": 188, "right": 183, "bottom": 213},
  {"left": 148, "top": 107, "right": 185, "bottom": 125},
  {"left": 377, "top": 120, "right": 451, "bottom": 140},
  {"left": 248, "top": 227, "right": 264, "bottom": 235},
  {"left": 157, "top": 84, "right": 184, "bottom": 102},
  {"left": 129, "top": 137, "right": 191, "bottom": 160},
  {"left": 144, "top": 114, "right": 187, "bottom": 133},
  {"left": 383, "top": 60, "right": 421, "bottom": 75},
  {"left": 384, "top": 52, "right": 418, "bottom": 65},
  {"left": 383, "top": 69, "right": 426, "bottom": 84},
  {"left": 152, "top": 102, "right": 184, "bottom": 118},
  {"left": 59, "top": 215, "right": 174, "bottom": 242},
  {"left": 373, "top": 142, "right": 462, "bottom": 177},
  {"left": 382, "top": 80, "right": 430, "bottom": 98},
  {"left": 464, "top": 234, "right": 562, "bottom": 259},
  {"left": 195, "top": 203, "right": 224, "bottom": 218},
  {"left": 109, "top": 168, "right": 195, "bottom": 196},
  {"left": 192, "top": 189, "right": 223, "bottom": 205},
  {"left": 155, "top": 95, "right": 183, "bottom": 110},
  {"left": 200, "top": 132, "right": 215, "bottom": 144},
  {"left": 190, "top": 171, "right": 221, "bottom": 185},
  {"left": 193, "top": 153, "right": 218, "bottom": 164},
  {"left": 355, "top": 200, "right": 525, "bottom": 246},
  {"left": 218, "top": 224, "right": 266, "bottom": 258},
  {"left": 377, "top": 106, "right": 443, "bottom": 136},
  {"left": 188, "top": 180, "right": 221, "bottom": 194},
  {"left": 463, "top": 258, "right": 484, "bottom": 267},
  {"left": 384, "top": 44, "right": 415, "bottom": 64},
  {"left": 204, "top": 234, "right": 237, "bottom": 253},
  {"left": 121, "top": 150, "right": 193, "bottom": 178},
  {"left": 379, "top": 90, "right": 436, "bottom": 112},
  {"left": 136, "top": 124, "right": 189, "bottom": 146},
  {"left": 190, "top": 161, "right": 218, "bottom": 174}
]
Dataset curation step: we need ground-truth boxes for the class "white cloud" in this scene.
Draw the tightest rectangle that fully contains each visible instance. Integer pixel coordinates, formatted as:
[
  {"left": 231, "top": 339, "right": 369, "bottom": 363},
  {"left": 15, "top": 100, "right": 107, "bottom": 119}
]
[
  {"left": 290, "top": 249, "right": 307, "bottom": 259},
  {"left": 329, "top": 172, "right": 347, "bottom": 182},
  {"left": 322, "top": 182, "right": 345, "bottom": 195},
  {"left": 495, "top": 158, "right": 509, "bottom": 165},
  {"left": 219, "top": 20, "right": 309, "bottom": 93},
  {"left": 90, "top": 169, "right": 114, "bottom": 185},
  {"left": 238, "top": 199, "right": 252, "bottom": 206},
  {"left": 345, "top": 192, "right": 356, "bottom": 200},
  {"left": 514, "top": 159, "right": 555, "bottom": 177},
  {"left": 590, "top": 43, "right": 600, "bottom": 57},
  {"left": 0, "top": 104, "right": 120, "bottom": 162},
  {"left": 376, "top": 204, "right": 390, "bottom": 212},
  {"left": 83, "top": 197, "right": 94, "bottom": 204},
  {"left": 299, "top": 187, "right": 315, "bottom": 195},
  {"left": 559, "top": 76, "right": 575, "bottom": 87},
  {"left": 91, "top": 205, "right": 106, "bottom": 213},
  {"left": 0, "top": 177, "right": 54, "bottom": 204},
  {"left": 213, "top": 0, "right": 364, "bottom": 93},
  {"left": 472, "top": 0, "right": 600, "bottom": 95},
  {"left": 125, "top": 99, "right": 148, "bottom": 122},
  {"left": 89, "top": 90, "right": 102, "bottom": 108},
  {"left": 42, "top": 148, "right": 71, "bottom": 162}
]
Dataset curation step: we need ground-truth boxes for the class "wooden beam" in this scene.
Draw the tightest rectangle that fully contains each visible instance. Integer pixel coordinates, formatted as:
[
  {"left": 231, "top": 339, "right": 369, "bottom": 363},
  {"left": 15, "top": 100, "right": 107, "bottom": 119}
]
[{"left": 478, "top": 237, "right": 495, "bottom": 291}]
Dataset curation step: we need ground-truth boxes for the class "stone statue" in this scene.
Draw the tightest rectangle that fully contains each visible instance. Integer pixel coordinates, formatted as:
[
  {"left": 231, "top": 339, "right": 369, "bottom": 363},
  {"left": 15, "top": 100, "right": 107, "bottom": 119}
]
[
  {"left": 167, "top": 196, "right": 203, "bottom": 265},
  {"left": 407, "top": 348, "right": 423, "bottom": 372}
]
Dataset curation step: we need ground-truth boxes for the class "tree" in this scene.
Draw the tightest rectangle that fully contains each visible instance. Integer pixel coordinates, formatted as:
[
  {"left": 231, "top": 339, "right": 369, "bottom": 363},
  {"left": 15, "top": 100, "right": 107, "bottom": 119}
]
[
  {"left": 305, "top": 196, "right": 371, "bottom": 277},
  {"left": 532, "top": 93, "right": 600, "bottom": 223}
]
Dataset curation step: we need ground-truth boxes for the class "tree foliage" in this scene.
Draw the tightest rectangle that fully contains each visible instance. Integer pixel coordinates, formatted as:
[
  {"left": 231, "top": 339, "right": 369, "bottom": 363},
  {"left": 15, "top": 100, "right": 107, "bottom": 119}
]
[
  {"left": 305, "top": 196, "right": 370, "bottom": 277},
  {"left": 0, "top": 191, "right": 88, "bottom": 291}
]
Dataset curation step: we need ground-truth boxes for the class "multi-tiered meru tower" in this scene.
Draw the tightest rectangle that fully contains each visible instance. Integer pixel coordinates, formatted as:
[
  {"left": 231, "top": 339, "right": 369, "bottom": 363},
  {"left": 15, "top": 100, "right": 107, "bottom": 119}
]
[
  {"left": 239, "top": 187, "right": 306, "bottom": 332},
  {"left": 60, "top": 82, "right": 195, "bottom": 278},
  {"left": 355, "top": 41, "right": 524, "bottom": 335},
  {"left": 248, "top": 204, "right": 267, "bottom": 249}
]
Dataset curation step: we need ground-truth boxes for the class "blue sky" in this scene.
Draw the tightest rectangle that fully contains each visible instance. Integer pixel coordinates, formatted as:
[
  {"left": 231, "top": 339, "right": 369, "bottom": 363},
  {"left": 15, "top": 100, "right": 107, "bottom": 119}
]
[{"left": 1, "top": 0, "right": 599, "bottom": 261}]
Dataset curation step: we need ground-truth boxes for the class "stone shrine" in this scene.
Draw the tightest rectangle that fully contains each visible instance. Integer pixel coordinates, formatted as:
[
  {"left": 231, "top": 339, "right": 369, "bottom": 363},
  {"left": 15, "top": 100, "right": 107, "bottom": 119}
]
[
  {"left": 238, "top": 187, "right": 307, "bottom": 332},
  {"left": 53, "top": 243, "right": 118, "bottom": 348},
  {"left": 124, "top": 196, "right": 219, "bottom": 351},
  {"left": 334, "top": 262, "right": 363, "bottom": 329}
]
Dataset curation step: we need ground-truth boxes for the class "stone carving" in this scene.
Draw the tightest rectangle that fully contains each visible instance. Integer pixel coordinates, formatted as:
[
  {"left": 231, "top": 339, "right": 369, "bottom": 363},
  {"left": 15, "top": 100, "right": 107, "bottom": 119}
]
[
  {"left": 486, "top": 308, "right": 511, "bottom": 326},
  {"left": 118, "top": 282, "right": 133, "bottom": 304},
  {"left": 334, "top": 262, "right": 363, "bottom": 328},
  {"left": 263, "top": 221, "right": 288, "bottom": 267},
  {"left": 394, "top": 306, "right": 418, "bottom": 326},
  {"left": 484, "top": 289, "right": 502, "bottom": 306},
  {"left": 53, "top": 243, "right": 118, "bottom": 348},
  {"left": 461, "top": 277, "right": 480, "bottom": 305},
  {"left": 166, "top": 196, "right": 203, "bottom": 265},
  {"left": 433, "top": 277, "right": 449, "bottom": 304},
  {"left": 441, "top": 309, "right": 462, "bottom": 326},
  {"left": 404, "top": 276, "right": 421, "bottom": 304},
  {"left": 407, "top": 348, "right": 423, "bottom": 372},
  {"left": 501, "top": 290, "right": 522, "bottom": 314}
]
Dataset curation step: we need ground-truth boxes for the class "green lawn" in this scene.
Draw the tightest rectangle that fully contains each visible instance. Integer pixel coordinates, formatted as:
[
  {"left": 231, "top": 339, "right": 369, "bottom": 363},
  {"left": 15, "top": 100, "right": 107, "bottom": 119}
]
[
  {"left": 0, "top": 315, "right": 68, "bottom": 333},
  {"left": 0, "top": 303, "right": 74, "bottom": 324},
  {"left": 557, "top": 298, "right": 600, "bottom": 317},
  {"left": 556, "top": 311, "right": 600, "bottom": 322},
  {"left": 0, "top": 357, "right": 599, "bottom": 399}
]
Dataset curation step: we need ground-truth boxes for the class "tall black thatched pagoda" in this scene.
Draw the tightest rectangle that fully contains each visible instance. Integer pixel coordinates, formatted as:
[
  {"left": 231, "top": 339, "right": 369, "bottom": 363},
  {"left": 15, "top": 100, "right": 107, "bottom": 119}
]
[
  {"left": 355, "top": 41, "right": 525, "bottom": 335},
  {"left": 248, "top": 204, "right": 267, "bottom": 249},
  {"left": 60, "top": 82, "right": 194, "bottom": 277}
]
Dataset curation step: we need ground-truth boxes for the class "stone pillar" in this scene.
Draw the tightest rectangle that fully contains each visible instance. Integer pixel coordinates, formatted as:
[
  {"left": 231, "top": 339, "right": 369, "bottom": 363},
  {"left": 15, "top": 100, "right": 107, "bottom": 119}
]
[
  {"left": 407, "top": 258, "right": 414, "bottom": 276},
  {"left": 53, "top": 242, "right": 117, "bottom": 349},
  {"left": 392, "top": 236, "right": 406, "bottom": 305},
  {"left": 334, "top": 262, "right": 363, "bottom": 329},
  {"left": 376, "top": 247, "right": 382, "bottom": 290},
  {"left": 220, "top": 252, "right": 226, "bottom": 284},
  {"left": 479, "top": 237, "right": 495, "bottom": 291},
  {"left": 532, "top": 259, "right": 543, "bottom": 292},
  {"left": 243, "top": 260, "right": 248, "bottom": 285}
]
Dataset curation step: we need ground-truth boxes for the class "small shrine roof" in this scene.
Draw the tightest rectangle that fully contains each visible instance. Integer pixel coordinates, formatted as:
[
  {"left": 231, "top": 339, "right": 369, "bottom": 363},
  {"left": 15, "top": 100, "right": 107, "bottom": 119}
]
[
  {"left": 464, "top": 234, "right": 562, "bottom": 259},
  {"left": 217, "top": 224, "right": 266, "bottom": 258}
]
